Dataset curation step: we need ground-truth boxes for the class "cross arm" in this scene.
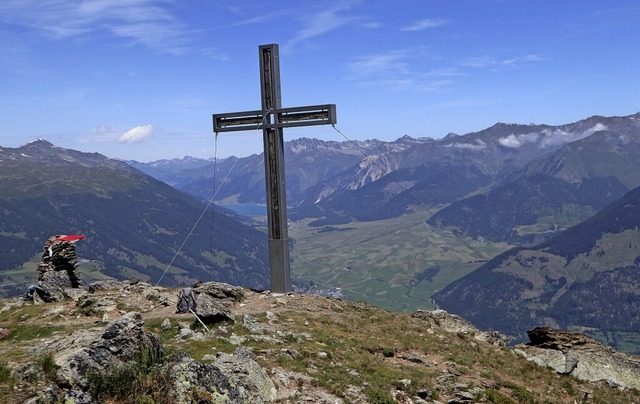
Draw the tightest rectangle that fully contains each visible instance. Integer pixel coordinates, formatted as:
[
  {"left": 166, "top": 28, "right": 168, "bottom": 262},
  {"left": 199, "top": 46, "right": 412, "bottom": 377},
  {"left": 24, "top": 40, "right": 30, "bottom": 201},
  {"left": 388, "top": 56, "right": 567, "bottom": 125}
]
[{"left": 213, "top": 104, "right": 336, "bottom": 133}]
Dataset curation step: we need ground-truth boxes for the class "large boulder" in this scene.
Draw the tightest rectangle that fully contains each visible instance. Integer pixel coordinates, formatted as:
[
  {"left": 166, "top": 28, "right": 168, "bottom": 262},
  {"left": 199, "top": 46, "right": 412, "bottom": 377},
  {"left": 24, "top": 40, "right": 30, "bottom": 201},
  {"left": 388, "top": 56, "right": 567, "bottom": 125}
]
[
  {"left": 213, "top": 347, "right": 277, "bottom": 402},
  {"left": 515, "top": 327, "right": 640, "bottom": 389},
  {"left": 167, "top": 348, "right": 276, "bottom": 403},
  {"left": 194, "top": 281, "right": 245, "bottom": 302},
  {"left": 54, "top": 312, "right": 163, "bottom": 389},
  {"left": 195, "top": 292, "right": 235, "bottom": 323},
  {"left": 36, "top": 270, "right": 75, "bottom": 302},
  {"left": 188, "top": 281, "right": 245, "bottom": 324}
]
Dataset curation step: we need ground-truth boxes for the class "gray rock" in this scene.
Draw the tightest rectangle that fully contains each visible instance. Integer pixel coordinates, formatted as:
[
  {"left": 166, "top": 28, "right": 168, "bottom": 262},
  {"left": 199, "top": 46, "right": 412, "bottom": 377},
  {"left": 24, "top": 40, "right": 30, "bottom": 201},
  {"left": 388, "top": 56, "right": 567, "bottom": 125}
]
[
  {"left": 88, "top": 280, "right": 127, "bottom": 292},
  {"left": 194, "top": 281, "right": 245, "bottom": 303},
  {"left": 76, "top": 295, "right": 117, "bottom": 316},
  {"left": 413, "top": 309, "right": 509, "bottom": 346},
  {"left": 242, "top": 314, "right": 264, "bottom": 334},
  {"left": 195, "top": 292, "right": 234, "bottom": 323},
  {"left": 515, "top": 327, "right": 640, "bottom": 390},
  {"left": 169, "top": 354, "right": 243, "bottom": 403},
  {"left": 161, "top": 318, "right": 172, "bottom": 329},
  {"left": 54, "top": 312, "right": 163, "bottom": 389},
  {"left": 213, "top": 347, "right": 277, "bottom": 403},
  {"left": 36, "top": 270, "right": 75, "bottom": 302}
]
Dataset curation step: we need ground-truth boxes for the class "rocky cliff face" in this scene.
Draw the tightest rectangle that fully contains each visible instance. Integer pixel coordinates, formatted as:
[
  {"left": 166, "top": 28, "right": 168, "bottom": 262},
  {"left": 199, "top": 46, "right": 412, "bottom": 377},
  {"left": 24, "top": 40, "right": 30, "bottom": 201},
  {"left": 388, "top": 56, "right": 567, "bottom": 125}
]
[
  {"left": 515, "top": 327, "right": 640, "bottom": 390},
  {"left": 1, "top": 281, "right": 640, "bottom": 403}
]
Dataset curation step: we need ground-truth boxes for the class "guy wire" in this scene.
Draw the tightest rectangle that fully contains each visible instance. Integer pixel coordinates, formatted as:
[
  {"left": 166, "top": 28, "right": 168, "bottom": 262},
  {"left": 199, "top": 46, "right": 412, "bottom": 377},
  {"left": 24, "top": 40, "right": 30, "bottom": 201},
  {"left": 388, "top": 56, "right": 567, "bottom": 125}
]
[{"left": 156, "top": 111, "right": 271, "bottom": 286}]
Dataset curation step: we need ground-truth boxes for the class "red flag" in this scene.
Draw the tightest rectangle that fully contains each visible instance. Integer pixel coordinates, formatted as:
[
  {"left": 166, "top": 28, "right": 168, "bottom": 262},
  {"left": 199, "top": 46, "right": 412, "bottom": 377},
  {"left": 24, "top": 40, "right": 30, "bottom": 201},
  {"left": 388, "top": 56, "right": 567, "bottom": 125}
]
[{"left": 52, "top": 235, "right": 86, "bottom": 243}]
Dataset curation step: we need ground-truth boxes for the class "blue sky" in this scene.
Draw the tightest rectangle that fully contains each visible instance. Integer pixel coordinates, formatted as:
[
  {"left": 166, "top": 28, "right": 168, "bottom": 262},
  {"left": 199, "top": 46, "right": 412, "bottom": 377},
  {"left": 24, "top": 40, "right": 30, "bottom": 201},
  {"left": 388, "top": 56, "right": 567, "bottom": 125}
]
[{"left": 1, "top": 1, "right": 639, "bottom": 162}]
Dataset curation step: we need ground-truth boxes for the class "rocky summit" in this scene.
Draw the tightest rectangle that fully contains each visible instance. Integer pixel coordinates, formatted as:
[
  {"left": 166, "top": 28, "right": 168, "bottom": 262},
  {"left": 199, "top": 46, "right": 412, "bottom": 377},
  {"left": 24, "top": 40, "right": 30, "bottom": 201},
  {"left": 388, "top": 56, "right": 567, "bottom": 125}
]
[{"left": 1, "top": 281, "right": 640, "bottom": 403}]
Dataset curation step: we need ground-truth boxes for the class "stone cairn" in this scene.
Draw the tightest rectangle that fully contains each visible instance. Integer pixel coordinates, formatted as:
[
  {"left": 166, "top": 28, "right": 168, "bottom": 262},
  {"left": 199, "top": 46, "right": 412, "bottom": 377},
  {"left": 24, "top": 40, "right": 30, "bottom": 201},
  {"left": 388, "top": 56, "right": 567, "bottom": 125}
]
[{"left": 35, "top": 235, "right": 83, "bottom": 301}]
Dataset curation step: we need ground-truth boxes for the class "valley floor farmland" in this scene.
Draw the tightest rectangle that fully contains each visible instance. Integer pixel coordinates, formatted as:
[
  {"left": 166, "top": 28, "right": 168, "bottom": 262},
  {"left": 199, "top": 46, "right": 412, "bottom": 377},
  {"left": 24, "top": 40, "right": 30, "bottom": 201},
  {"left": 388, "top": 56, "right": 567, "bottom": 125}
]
[{"left": 289, "top": 212, "right": 512, "bottom": 312}]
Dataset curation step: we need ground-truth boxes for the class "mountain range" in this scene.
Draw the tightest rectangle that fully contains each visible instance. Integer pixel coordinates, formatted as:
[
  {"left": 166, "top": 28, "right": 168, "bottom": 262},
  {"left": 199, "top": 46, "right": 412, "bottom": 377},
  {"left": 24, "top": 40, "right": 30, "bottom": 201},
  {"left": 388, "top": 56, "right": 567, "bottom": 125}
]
[
  {"left": 0, "top": 140, "right": 269, "bottom": 296},
  {"left": 3, "top": 112, "right": 640, "bottom": 350},
  {"left": 134, "top": 112, "right": 640, "bottom": 242},
  {"left": 129, "top": 111, "right": 640, "bottom": 348}
]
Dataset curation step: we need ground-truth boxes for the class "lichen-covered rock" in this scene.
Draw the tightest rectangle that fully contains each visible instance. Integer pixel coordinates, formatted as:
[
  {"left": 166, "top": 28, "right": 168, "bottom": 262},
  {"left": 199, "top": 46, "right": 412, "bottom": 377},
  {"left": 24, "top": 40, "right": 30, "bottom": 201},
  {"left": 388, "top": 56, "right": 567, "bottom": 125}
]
[
  {"left": 168, "top": 353, "right": 243, "bottom": 403},
  {"left": 54, "top": 312, "right": 163, "bottom": 389},
  {"left": 213, "top": 347, "right": 277, "bottom": 403},
  {"left": 515, "top": 327, "right": 640, "bottom": 389}
]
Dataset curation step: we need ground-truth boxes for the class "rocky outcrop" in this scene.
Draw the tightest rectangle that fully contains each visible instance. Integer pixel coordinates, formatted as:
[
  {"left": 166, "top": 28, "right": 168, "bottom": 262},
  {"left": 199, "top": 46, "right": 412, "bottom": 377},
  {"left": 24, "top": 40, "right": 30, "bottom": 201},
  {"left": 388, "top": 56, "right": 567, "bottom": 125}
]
[
  {"left": 515, "top": 327, "right": 640, "bottom": 389},
  {"left": 412, "top": 309, "right": 509, "bottom": 346},
  {"left": 55, "top": 312, "right": 162, "bottom": 388}
]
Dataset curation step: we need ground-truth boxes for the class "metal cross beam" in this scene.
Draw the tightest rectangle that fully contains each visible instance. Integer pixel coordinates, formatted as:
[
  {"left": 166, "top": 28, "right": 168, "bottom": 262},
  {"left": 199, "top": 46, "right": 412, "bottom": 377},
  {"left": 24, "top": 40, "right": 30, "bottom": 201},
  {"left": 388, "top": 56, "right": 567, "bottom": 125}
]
[{"left": 212, "top": 44, "right": 337, "bottom": 293}]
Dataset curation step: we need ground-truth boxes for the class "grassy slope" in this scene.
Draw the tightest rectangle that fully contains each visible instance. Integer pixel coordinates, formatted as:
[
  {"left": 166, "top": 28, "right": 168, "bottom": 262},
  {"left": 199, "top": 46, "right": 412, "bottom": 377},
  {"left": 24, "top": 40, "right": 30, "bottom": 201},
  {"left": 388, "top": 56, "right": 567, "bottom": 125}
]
[{"left": 2, "top": 285, "right": 639, "bottom": 403}]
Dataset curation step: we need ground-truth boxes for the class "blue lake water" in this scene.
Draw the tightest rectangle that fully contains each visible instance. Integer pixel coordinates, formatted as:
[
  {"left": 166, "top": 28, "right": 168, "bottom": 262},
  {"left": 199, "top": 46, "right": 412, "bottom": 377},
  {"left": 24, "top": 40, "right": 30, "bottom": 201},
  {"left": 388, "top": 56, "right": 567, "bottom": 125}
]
[{"left": 221, "top": 203, "right": 267, "bottom": 217}]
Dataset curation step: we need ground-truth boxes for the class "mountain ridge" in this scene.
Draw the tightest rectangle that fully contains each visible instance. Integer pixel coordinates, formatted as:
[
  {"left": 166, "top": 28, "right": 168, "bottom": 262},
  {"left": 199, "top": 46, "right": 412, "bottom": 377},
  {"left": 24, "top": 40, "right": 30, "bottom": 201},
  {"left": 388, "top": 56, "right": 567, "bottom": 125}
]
[
  {"left": 0, "top": 141, "right": 270, "bottom": 295},
  {"left": 433, "top": 185, "right": 640, "bottom": 344}
]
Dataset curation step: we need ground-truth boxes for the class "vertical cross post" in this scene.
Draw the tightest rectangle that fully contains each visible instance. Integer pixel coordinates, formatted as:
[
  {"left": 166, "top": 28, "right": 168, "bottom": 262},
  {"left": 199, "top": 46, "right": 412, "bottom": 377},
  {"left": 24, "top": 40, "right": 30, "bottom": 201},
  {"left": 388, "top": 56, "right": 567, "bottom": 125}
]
[
  {"left": 213, "top": 44, "right": 336, "bottom": 293},
  {"left": 259, "top": 44, "right": 291, "bottom": 293}
]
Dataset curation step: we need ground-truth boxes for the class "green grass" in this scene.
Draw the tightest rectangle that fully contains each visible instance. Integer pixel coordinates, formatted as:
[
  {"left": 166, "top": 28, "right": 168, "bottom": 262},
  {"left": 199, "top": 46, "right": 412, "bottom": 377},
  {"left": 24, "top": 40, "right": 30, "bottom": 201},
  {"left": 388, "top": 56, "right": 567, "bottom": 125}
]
[
  {"left": 0, "top": 362, "right": 11, "bottom": 384},
  {"left": 290, "top": 212, "right": 512, "bottom": 312},
  {"left": 86, "top": 345, "right": 166, "bottom": 403}
]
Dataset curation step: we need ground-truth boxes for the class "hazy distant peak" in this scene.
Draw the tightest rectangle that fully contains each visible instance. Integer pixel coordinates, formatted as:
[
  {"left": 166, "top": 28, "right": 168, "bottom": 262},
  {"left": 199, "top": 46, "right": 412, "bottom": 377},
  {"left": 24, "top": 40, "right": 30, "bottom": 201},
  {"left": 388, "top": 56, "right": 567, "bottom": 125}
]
[{"left": 23, "top": 139, "right": 54, "bottom": 148}]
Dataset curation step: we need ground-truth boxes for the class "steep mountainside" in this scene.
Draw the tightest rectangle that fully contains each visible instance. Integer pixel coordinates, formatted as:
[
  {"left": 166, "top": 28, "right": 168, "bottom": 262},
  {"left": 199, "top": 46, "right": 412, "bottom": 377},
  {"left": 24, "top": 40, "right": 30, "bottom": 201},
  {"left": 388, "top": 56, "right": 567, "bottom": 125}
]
[
  {"left": 433, "top": 185, "right": 640, "bottom": 344},
  {"left": 0, "top": 141, "right": 269, "bottom": 295},
  {"left": 134, "top": 114, "right": 640, "bottom": 233},
  {"left": 291, "top": 161, "right": 493, "bottom": 223},
  {"left": 178, "top": 137, "right": 403, "bottom": 205},
  {"left": 428, "top": 119, "right": 640, "bottom": 243}
]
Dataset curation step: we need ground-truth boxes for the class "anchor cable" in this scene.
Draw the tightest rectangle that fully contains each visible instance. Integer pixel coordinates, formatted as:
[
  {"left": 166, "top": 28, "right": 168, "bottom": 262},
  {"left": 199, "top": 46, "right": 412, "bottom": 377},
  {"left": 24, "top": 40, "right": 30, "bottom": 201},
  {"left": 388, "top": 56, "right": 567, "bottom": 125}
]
[{"left": 156, "top": 111, "right": 271, "bottom": 286}]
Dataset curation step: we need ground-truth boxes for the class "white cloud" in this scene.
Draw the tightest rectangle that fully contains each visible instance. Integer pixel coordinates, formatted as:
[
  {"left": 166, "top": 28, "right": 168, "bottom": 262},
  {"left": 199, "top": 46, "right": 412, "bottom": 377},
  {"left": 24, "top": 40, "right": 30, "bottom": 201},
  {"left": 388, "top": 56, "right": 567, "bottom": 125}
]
[
  {"left": 287, "top": 2, "right": 358, "bottom": 46},
  {"left": 402, "top": 18, "right": 448, "bottom": 31},
  {"left": 349, "top": 49, "right": 411, "bottom": 77},
  {"left": 498, "top": 123, "right": 609, "bottom": 149},
  {"left": 118, "top": 124, "right": 154, "bottom": 143},
  {"left": 0, "top": 0, "right": 195, "bottom": 54},
  {"left": 348, "top": 49, "right": 461, "bottom": 92},
  {"left": 498, "top": 134, "right": 523, "bottom": 148},
  {"left": 498, "top": 132, "right": 540, "bottom": 148},
  {"left": 540, "top": 124, "right": 608, "bottom": 148},
  {"left": 449, "top": 139, "right": 487, "bottom": 151},
  {"left": 461, "top": 54, "right": 543, "bottom": 69}
]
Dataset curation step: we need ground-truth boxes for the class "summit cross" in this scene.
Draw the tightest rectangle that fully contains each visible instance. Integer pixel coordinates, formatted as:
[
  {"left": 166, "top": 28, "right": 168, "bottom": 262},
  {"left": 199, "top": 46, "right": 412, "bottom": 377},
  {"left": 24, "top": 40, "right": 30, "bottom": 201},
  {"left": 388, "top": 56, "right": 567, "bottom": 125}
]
[{"left": 212, "top": 44, "right": 337, "bottom": 293}]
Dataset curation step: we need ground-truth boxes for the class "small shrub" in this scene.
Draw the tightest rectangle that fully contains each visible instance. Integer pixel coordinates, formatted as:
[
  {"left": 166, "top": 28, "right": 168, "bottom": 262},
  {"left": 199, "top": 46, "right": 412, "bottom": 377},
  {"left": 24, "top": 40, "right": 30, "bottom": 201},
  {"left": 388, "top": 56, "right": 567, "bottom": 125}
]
[
  {"left": 37, "top": 353, "right": 59, "bottom": 380},
  {"left": 485, "top": 389, "right": 516, "bottom": 404},
  {"left": 86, "top": 345, "right": 164, "bottom": 402},
  {"left": 87, "top": 363, "right": 140, "bottom": 401},
  {"left": 364, "top": 387, "right": 395, "bottom": 404},
  {"left": 0, "top": 361, "right": 11, "bottom": 384}
]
